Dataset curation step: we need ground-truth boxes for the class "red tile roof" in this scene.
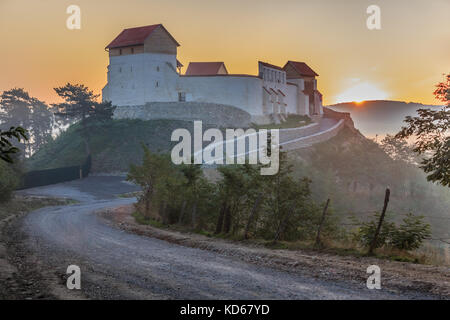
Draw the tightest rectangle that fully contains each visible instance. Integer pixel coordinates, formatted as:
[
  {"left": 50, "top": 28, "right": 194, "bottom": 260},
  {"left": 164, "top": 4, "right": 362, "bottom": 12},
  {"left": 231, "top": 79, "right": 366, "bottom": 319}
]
[
  {"left": 106, "top": 24, "right": 179, "bottom": 49},
  {"left": 185, "top": 62, "right": 228, "bottom": 76},
  {"left": 259, "top": 61, "right": 284, "bottom": 71},
  {"left": 284, "top": 61, "right": 318, "bottom": 77}
]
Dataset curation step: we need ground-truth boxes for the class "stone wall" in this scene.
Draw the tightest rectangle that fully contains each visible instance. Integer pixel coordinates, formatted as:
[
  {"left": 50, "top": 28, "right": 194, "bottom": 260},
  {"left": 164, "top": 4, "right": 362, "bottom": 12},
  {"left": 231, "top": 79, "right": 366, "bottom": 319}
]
[{"left": 113, "top": 102, "right": 252, "bottom": 128}]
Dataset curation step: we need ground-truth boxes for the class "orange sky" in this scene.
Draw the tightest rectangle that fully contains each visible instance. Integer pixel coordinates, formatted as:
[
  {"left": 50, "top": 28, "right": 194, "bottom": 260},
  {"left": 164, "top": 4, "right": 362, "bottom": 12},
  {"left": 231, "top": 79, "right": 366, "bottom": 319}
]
[{"left": 0, "top": 0, "right": 449, "bottom": 106}]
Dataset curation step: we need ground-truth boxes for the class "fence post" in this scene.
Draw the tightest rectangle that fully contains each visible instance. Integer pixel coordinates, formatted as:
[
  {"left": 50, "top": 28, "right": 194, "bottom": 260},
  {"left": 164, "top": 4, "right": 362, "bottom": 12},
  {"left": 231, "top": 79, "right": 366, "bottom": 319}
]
[
  {"left": 315, "top": 198, "right": 330, "bottom": 248},
  {"left": 368, "top": 188, "right": 391, "bottom": 256}
]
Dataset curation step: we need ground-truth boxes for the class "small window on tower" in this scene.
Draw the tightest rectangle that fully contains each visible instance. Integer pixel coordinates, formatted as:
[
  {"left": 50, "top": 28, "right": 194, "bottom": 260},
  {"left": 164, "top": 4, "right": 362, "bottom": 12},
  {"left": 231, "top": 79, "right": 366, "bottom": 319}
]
[
  {"left": 178, "top": 92, "right": 186, "bottom": 102},
  {"left": 119, "top": 49, "right": 122, "bottom": 55},
  {"left": 156, "top": 66, "right": 160, "bottom": 72},
  {"left": 156, "top": 81, "right": 159, "bottom": 87}
]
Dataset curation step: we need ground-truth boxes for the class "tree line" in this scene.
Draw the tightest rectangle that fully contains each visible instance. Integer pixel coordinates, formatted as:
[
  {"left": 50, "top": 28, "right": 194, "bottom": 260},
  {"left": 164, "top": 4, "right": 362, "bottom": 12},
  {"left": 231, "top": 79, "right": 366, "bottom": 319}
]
[{"left": 128, "top": 146, "right": 431, "bottom": 253}]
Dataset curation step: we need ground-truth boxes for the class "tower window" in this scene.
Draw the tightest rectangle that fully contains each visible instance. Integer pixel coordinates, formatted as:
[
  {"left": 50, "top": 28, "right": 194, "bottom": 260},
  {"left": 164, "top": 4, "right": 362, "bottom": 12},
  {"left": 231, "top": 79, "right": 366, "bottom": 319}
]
[
  {"left": 157, "top": 66, "right": 160, "bottom": 72},
  {"left": 156, "top": 81, "right": 159, "bottom": 87},
  {"left": 119, "top": 49, "right": 122, "bottom": 55},
  {"left": 178, "top": 92, "right": 186, "bottom": 102}
]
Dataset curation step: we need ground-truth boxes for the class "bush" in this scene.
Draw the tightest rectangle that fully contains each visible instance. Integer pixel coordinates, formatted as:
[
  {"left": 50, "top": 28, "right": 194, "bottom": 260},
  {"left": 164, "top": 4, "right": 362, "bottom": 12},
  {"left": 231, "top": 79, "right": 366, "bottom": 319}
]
[
  {"left": 357, "top": 213, "right": 431, "bottom": 251},
  {"left": 0, "top": 160, "right": 22, "bottom": 202},
  {"left": 390, "top": 213, "right": 431, "bottom": 250}
]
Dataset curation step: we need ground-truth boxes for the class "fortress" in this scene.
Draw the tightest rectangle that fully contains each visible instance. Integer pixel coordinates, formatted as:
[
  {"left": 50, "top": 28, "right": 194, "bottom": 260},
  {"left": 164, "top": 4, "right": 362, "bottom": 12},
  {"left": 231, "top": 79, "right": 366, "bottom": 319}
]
[{"left": 102, "top": 24, "right": 324, "bottom": 124}]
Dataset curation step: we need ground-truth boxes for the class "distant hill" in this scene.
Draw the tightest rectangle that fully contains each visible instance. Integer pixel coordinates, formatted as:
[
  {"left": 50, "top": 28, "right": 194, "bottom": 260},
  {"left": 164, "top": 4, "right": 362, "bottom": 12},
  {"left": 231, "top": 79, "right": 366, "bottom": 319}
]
[{"left": 327, "top": 100, "right": 443, "bottom": 138}]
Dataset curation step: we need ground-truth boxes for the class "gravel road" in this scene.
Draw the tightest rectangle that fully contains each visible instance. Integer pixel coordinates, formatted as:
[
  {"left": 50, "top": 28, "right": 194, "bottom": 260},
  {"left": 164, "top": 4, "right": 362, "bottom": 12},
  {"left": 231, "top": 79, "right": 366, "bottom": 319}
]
[{"left": 18, "top": 176, "right": 438, "bottom": 299}]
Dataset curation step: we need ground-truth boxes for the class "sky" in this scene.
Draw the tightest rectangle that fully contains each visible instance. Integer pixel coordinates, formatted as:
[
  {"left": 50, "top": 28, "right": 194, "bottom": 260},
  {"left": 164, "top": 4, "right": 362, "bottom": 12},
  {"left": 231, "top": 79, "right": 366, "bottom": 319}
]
[{"left": 0, "top": 0, "right": 449, "bottom": 106}]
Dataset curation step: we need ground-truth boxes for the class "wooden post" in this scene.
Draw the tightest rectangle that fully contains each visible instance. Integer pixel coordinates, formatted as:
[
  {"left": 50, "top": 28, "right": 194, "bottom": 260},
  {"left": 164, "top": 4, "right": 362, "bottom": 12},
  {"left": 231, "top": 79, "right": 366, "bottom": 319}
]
[
  {"left": 368, "top": 188, "right": 391, "bottom": 256},
  {"left": 315, "top": 198, "right": 330, "bottom": 248}
]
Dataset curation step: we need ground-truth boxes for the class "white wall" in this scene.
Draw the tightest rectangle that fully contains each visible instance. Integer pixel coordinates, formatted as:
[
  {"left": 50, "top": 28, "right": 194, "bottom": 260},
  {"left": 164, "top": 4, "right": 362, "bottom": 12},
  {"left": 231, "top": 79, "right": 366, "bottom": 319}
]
[
  {"left": 102, "top": 52, "right": 310, "bottom": 121},
  {"left": 103, "top": 52, "right": 178, "bottom": 106},
  {"left": 286, "top": 84, "right": 298, "bottom": 114},
  {"left": 177, "top": 76, "right": 264, "bottom": 116}
]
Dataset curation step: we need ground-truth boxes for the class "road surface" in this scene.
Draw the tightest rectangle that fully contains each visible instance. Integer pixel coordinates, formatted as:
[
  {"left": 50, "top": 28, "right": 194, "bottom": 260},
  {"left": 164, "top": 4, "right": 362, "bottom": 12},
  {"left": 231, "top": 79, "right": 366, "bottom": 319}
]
[{"left": 19, "top": 176, "right": 436, "bottom": 299}]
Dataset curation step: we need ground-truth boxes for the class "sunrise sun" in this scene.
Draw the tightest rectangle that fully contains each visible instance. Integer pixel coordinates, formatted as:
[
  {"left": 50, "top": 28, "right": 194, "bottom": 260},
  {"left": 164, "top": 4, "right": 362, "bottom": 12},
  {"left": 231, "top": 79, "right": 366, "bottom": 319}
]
[{"left": 335, "top": 82, "right": 389, "bottom": 103}]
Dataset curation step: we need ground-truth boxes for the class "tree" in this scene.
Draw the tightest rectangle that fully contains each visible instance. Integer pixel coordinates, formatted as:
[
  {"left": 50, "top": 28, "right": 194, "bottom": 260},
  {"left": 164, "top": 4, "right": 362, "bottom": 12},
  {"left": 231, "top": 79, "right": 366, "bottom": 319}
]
[
  {"left": 0, "top": 127, "right": 28, "bottom": 163},
  {"left": 0, "top": 88, "right": 53, "bottom": 157},
  {"left": 127, "top": 146, "right": 173, "bottom": 218},
  {"left": 379, "top": 134, "right": 419, "bottom": 165},
  {"left": 52, "top": 83, "right": 115, "bottom": 156},
  {"left": 396, "top": 74, "right": 450, "bottom": 186},
  {"left": 390, "top": 213, "right": 431, "bottom": 250},
  {"left": 179, "top": 163, "right": 204, "bottom": 228}
]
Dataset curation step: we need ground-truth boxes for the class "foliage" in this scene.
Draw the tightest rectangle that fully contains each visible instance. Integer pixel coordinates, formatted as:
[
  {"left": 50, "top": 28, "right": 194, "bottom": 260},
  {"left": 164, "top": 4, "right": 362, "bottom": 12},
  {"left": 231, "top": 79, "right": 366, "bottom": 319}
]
[
  {"left": 396, "top": 74, "right": 450, "bottom": 186},
  {"left": 390, "top": 213, "right": 431, "bottom": 250},
  {"left": 0, "top": 159, "right": 22, "bottom": 202},
  {"left": 52, "top": 83, "right": 115, "bottom": 156},
  {"left": 357, "top": 213, "right": 431, "bottom": 251},
  {"left": 128, "top": 148, "right": 343, "bottom": 244},
  {"left": 0, "top": 88, "right": 49, "bottom": 157},
  {"left": 357, "top": 214, "right": 396, "bottom": 249},
  {"left": 0, "top": 127, "right": 28, "bottom": 163},
  {"left": 379, "top": 134, "right": 419, "bottom": 165}
]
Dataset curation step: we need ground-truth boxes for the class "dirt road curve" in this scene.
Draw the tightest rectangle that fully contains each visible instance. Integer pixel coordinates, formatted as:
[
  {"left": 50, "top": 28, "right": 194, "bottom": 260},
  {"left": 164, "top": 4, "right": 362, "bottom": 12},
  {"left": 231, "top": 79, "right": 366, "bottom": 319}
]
[{"left": 18, "top": 176, "right": 437, "bottom": 299}]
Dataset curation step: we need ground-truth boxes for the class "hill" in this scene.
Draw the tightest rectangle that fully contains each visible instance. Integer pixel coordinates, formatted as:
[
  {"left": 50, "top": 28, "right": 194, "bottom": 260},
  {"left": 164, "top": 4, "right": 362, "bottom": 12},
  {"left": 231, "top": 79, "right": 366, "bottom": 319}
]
[
  {"left": 27, "top": 119, "right": 213, "bottom": 173},
  {"left": 327, "top": 100, "right": 443, "bottom": 138},
  {"left": 289, "top": 126, "right": 450, "bottom": 242},
  {"left": 27, "top": 117, "right": 450, "bottom": 242}
]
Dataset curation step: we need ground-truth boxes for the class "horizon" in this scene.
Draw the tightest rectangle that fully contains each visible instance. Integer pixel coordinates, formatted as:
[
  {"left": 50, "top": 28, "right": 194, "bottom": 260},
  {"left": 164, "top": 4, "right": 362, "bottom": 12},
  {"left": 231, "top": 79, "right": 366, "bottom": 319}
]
[{"left": 1, "top": 0, "right": 449, "bottom": 106}]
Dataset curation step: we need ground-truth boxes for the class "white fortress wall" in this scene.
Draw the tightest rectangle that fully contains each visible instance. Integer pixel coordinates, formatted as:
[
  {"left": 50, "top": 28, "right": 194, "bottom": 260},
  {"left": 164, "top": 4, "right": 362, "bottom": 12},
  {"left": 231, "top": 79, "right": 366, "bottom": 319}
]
[
  {"left": 286, "top": 84, "right": 298, "bottom": 114},
  {"left": 177, "top": 75, "right": 264, "bottom": 116},
  {"left": 103, "top": 52, "right": 179, "bottom": 106}
]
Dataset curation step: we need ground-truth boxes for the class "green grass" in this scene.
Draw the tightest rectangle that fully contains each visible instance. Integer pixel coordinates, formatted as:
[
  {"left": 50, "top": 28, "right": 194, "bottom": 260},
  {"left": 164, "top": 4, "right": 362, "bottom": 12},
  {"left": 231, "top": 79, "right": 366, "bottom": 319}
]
[
  {"left": 117, "top": 191, "right": 143, "bottom": 198},
  {"left": 132, "top": 211, "right": 165, "bottom": 228},
  {"left": 252, "top": 114, "right": 312, "bottom": 130},
  {"left": 27, "top": 119, "right": 207, "bottom": 173}
]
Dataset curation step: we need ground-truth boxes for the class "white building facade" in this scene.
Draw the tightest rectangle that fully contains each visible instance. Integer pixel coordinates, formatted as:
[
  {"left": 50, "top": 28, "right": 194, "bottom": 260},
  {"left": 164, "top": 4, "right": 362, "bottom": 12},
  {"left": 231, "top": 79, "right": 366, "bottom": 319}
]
[{"left": 102, "top": 24, "right": 323, "bottom": 124}]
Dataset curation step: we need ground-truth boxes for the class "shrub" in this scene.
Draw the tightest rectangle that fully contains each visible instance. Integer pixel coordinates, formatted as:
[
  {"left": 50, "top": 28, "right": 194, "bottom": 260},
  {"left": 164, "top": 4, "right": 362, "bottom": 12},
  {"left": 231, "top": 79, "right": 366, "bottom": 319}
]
[
  {"left": 390, "top": 213, "right": 431, "bottom": 250},
  {"left": 0, "top": 160, "right": 21, "bottom": 202},
  {"left": 357, "top": 212, "right": 431, "bottom": 251}
]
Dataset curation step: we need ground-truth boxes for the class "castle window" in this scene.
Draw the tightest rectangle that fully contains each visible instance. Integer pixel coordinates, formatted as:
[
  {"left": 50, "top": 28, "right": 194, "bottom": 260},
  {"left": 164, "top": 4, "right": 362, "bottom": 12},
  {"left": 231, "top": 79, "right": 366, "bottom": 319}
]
[
  {"left": 119, "top": 67, "right": 122, "bottom": 73},
  {"left": 178, "top": 92, "right": 186, "bottom": 102},
  {"left": 131, "top": 47, "right": 134, "bottom": 54},
  {"left": 119, "top": 49, "right": 122, "bottom": 55},
  {"left": 157, "top": 66, "right": 160, "bottom": 72},
  {"left": 156, "top": 81, "right": 159, "bottom": 87}
]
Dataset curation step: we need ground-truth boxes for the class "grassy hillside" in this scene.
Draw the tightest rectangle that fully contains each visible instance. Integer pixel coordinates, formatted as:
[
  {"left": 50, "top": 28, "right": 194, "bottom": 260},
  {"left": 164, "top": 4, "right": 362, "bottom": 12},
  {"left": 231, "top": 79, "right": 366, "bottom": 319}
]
[
  {"left": 289, "top": 126, "right": 450, "bottom": 241},
  {"left": 28, "top": 118, "right": 450, "bottom": 242},
  {"left": 27, "top": 119, "right": 208, "bottom": 173}
]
